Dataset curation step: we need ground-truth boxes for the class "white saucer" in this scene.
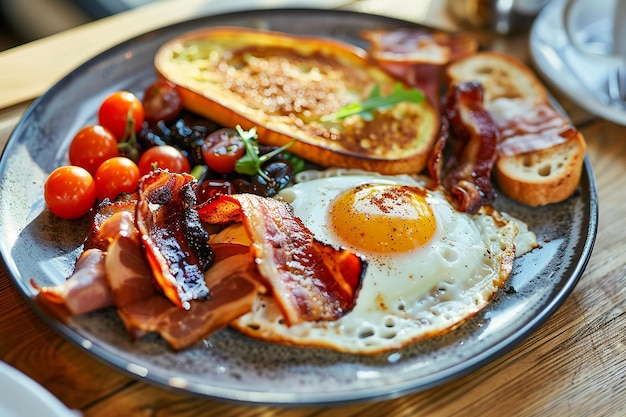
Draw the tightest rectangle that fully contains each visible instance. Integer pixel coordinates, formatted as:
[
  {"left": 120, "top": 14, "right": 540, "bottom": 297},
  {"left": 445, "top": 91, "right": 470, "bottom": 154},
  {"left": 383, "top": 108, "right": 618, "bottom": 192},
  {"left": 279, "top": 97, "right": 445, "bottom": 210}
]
[
  {"left": 530, "top": 0, "right": 626, "bottom": 125},
  {"left": 0, "top": 361, "right": 80, "bottom": 417}
]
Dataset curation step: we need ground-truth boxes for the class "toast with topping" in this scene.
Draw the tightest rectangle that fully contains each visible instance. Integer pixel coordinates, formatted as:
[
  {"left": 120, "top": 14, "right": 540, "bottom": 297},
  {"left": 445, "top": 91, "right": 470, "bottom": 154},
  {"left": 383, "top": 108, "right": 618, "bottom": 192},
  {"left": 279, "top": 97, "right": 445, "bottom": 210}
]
[
  {"left": 446, "top": 52, "right": 587, "bottom": 206},
  {"left": 154, "top": 27, "right": 440, "bottom": 175}
]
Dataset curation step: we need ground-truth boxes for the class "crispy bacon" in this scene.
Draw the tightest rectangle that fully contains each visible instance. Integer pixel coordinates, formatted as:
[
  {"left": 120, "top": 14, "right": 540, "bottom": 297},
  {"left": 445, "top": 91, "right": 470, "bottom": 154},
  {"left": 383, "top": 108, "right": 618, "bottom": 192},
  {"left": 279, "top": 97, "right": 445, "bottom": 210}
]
[
  {"left": 196, "top": 193, "right": 366, "bottom": 325},
  {"left": 364, "top": 29, "right": 478, "bottom": 101},
  {"left": 135, "top": 170, "right": 213, "bottom": 310},
  {"left": 84, "top": 193, "right": 137, "bottom": 251},
  {"left": 427, "top": 116, "right": 450, "bottom": 185},
  {"left": 439, "top": 81, "right": 499, "bottom": 213}
]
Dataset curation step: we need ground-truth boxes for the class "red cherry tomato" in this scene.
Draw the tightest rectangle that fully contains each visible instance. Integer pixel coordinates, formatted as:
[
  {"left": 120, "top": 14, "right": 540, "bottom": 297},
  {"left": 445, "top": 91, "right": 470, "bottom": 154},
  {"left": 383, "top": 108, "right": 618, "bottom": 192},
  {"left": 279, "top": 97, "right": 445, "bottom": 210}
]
[
  {"left": 94, "top": 156, "right": 140, "bottom": 201},
  {"left": 142, "top": 80, "right": 183, "bottom": 124},
  {"left": 137, "top": 145, "right": 191, "bottom": 176},
  {"left": 201, "top": 128, "right": 246, "bottom": 174},
  {"left": 68, "top": 125, "right": 119, "bottom": 175},
  {"left": 44, "top": 166, "right": 96, "bottom": 219},
  {"left": 98, "top": 91, "right": 145, "bottom": 141}
]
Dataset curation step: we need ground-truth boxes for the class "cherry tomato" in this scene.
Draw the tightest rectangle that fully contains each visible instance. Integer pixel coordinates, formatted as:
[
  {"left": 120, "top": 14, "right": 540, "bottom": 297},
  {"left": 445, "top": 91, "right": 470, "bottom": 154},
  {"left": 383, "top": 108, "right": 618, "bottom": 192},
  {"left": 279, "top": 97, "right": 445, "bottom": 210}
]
[
  {"left": 201, "top": 128, "right": 246, "bottom": 174},
  {"left": 98, "top": 91, "right": 145, "bottom": 141},
  {"left": 44, "top": 166, "right": 96, "bottom": 219},
  {"left": 68, "top": 125, "right": 119, "bottom": 175},
  {"left": 142, "top": 80, "right": 183, "bottom": 124},
  {"left": 137, "top": 145, "right": 191, "bottom": 176},
  {"left": 94, "top": 157, "right": 140, "bottom": 201}
]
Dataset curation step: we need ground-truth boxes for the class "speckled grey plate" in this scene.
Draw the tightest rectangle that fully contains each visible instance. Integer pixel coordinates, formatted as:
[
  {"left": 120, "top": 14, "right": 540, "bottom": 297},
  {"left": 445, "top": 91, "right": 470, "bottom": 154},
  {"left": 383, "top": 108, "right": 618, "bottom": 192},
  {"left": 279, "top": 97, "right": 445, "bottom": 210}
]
[{"left": 0, "top": 9, "right": 598, "bottom": 405}]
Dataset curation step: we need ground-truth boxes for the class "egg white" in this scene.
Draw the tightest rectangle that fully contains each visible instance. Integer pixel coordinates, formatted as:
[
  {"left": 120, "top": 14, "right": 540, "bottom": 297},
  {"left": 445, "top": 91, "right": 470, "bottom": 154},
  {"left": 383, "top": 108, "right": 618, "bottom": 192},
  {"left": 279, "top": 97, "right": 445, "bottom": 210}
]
[{"left": 218, "top": 171, "right": 530, "bottom": 354}]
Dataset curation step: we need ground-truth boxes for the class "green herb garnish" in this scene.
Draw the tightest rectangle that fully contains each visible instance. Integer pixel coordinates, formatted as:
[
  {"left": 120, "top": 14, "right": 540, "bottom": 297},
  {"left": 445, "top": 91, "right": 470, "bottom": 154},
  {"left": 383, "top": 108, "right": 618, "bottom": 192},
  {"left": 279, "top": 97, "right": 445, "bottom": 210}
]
[
  {"left": 234, "top": 125, "right": 296, "bottom": 181},
  {"left": 322, "top": 83, "right": 424, "bottom": 122},
  {"left": 281, "top": 151, "right": 306, "bottom": 174}
]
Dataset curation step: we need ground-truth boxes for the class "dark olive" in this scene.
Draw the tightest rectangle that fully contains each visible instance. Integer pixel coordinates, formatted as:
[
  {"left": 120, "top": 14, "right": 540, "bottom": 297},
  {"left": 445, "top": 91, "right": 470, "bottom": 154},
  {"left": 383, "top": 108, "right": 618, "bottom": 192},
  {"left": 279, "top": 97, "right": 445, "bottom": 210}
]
[{"left": 248, "top": 161, "right": 294, "bottom": 197}]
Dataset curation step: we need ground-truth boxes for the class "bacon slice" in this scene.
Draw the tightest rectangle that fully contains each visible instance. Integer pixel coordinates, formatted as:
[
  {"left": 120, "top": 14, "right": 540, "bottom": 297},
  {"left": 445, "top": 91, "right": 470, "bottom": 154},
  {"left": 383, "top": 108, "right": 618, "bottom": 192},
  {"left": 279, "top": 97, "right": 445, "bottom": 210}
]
[
  {"left": 135, "top": 170, "right": 213, "bottom": 310},
  {"left": 498, "top": 127, "right": 578, "bottom": 157},
  {"left": 364, "top": 29, "right": 478, "bottom": 101},
  {"left": 196, "top": 193, "right": 366, "bottom": 325},
  {"left": 486, "top": 98, "right": 577, "bottom": 157},
  {"left": 84, "top": 193, "right": 137, "bottom": 251},
  {"left": 440, "top": 81, "right": 499, "bottom": 213},
  {"left": 427, "top": 116, "right": 450, "bottom": 185},
  {"left": 32, "top": 248, "right": 113, "bottom": 315}
]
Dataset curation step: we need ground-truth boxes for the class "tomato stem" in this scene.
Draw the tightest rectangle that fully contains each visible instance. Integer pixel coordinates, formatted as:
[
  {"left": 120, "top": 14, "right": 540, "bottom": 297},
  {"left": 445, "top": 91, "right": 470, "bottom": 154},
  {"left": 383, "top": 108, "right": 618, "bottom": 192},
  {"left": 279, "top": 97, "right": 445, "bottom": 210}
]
[{"left": 118, "top": 104, "right": 140, "bottom": 162}]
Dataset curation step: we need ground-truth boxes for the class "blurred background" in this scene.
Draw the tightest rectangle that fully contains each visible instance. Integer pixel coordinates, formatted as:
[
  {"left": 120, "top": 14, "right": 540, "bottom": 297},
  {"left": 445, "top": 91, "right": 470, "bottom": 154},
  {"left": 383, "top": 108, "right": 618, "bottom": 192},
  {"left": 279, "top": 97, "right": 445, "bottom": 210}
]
[
  {"left": 0, "top": 0, "right": 553, "bottom": 52},
  {"left": 0, "top": 0, "right": 156, "bottom": 50}
]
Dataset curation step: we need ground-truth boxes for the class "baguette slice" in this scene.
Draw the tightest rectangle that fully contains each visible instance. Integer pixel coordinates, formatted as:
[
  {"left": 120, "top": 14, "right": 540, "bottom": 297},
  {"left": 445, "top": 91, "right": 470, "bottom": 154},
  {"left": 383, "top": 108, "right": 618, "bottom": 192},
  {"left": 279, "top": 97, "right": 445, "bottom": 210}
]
[
  {"left": 446, "top": 51, "right": 548, "bottom": 104},
  {"left": 154, "top": 27, "right": 440, "bottom": 175},
  {"left": 446, "top": 52, "right": 587, "bottom": 206},
  {"left": 495, "top": 132, "right": 586, "bottom": 206}
]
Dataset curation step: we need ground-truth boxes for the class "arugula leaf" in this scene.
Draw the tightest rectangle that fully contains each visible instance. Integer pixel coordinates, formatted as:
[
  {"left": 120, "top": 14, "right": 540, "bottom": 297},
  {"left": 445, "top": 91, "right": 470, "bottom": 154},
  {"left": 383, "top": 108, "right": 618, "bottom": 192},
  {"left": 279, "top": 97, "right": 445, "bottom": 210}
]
[
  {"left": 234, "top": 125, "right": 260, "bottom": 177},
  {"left": 322, "top": 83, "right": 424, "bottom": 122},
  {"left": 234, "top": 125, "right": 296, "bottom": 181}
]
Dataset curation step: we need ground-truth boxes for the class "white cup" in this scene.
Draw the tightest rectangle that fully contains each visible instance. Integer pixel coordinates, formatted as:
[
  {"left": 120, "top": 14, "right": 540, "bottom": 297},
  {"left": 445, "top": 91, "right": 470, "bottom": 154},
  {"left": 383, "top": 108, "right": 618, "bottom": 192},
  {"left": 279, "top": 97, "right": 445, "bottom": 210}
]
[{"left": 563, "top": 0, "right": 626, "bottom": 65}]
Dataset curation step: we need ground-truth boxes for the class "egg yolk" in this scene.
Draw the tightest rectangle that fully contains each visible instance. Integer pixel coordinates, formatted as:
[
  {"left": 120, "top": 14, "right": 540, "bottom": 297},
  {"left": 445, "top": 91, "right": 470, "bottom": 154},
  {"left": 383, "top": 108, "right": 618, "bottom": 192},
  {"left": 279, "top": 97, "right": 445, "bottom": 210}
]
[{"left": 328, "top": 184, "right": 436, "bottom": 253}]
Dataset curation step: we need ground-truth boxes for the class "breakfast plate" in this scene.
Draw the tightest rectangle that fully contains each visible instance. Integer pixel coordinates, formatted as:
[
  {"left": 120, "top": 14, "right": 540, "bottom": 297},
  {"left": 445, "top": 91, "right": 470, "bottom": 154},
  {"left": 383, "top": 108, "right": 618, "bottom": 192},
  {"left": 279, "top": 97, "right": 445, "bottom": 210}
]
[{"left": 0, "top": 9, "right": 598, "bottom": 405}]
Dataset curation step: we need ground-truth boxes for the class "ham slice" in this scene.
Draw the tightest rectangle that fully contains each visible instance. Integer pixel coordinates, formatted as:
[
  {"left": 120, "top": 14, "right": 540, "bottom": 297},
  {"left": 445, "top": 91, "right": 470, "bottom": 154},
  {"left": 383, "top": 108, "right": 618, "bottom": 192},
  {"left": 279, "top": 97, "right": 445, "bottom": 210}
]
[
  {"left": 113, "top": 243, "right": 262, "bottom": 350},
  {"left": 32, "top": 201, "right": 137, "bottom": 317},
  {"left": 196, "top": 193, "right": 366, "bottom": 325},
  {"left": 32, "top": 249, "right": 113, "bottom": 316}
]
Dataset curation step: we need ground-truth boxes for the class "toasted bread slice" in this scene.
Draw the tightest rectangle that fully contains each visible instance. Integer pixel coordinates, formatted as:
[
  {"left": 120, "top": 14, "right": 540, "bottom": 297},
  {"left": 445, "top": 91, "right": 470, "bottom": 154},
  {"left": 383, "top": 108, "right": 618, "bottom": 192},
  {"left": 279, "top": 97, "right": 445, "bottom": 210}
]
[
  {"left": 446, "top": 51, "right": 548, "bottom": 104},
  {"left": 495, "top": 131, "right": 586, "bottom": 206},
  {"left": 154, "top": 27, "right": 440, "bottom": 175},
  {"left": 446, "top": 52, "right": 587, "bottom": 206}
]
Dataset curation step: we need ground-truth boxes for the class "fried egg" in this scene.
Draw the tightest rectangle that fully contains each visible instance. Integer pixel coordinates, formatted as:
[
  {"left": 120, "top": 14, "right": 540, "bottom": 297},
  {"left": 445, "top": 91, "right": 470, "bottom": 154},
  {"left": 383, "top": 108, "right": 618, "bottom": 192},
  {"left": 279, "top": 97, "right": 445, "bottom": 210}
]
[{"left": 220, "top": 170, "right": 533, "bottom": 354}]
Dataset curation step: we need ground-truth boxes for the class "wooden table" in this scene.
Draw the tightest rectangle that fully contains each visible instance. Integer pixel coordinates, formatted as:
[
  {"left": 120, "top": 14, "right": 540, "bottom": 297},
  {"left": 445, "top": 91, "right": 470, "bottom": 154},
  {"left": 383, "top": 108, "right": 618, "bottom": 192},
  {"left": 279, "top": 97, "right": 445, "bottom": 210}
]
[{"left": 0, "top": 1, "right": 624, "bottom": 416}]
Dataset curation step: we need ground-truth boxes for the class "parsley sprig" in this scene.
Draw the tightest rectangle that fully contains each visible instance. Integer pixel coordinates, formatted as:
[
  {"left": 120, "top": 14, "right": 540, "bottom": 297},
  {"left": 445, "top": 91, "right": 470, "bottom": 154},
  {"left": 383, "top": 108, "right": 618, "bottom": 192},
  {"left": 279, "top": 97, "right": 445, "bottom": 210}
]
[
  {"left": 234, "top": 125, "right": 296, "bottom": 181},
  {"left": 322, "top": 83, "right": 424, "bottom": 122}
]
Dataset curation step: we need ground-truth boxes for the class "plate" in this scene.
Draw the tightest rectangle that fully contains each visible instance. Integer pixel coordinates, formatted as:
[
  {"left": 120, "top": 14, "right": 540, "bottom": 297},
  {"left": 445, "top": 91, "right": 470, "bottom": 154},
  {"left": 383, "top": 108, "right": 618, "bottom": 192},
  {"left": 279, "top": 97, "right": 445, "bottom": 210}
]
[
  {"left": 0, "top": 362, "right": 79, "bottom": 417},
  {"left": 530, "top": 0, "right": 626, "bottom": 125},
  {"left": 0, "top": 9, "right": 598, "bottom": 405}
]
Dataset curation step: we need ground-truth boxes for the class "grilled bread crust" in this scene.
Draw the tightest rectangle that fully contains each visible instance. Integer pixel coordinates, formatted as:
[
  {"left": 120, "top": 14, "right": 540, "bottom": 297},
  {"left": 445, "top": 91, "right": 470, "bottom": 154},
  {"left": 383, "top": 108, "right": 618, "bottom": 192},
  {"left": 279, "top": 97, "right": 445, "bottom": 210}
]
[
  {"left": 154, "top": 27, "right": 440, "bottom": 175},
  {"left": 446, "top": 52, "right": 587, "bottom": 206}
]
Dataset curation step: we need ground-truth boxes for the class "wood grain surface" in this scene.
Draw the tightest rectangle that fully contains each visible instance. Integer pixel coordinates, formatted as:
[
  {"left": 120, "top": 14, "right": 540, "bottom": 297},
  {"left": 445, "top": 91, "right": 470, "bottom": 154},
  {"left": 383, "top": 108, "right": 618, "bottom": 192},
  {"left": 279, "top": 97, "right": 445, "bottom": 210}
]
[{"left": 0, "top": 1, "right": 625, "bottom": 416}]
